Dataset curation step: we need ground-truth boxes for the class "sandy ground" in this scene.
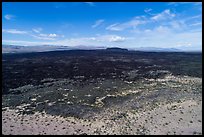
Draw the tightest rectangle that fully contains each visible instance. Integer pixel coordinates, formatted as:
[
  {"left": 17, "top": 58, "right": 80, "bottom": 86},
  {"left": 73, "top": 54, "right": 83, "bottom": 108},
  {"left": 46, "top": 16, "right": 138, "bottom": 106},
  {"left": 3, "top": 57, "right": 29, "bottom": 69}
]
[
  {"left": 2, "top": 99, "right": 202, "bottom": 135},
  {"left": 131, "top": 100, "right": 202, "bottom": 135}
]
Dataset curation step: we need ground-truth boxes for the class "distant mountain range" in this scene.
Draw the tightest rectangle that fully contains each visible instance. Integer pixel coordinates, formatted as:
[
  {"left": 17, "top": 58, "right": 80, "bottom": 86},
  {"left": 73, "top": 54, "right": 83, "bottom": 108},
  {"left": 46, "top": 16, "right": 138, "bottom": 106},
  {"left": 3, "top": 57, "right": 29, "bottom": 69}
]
[
  {"left": 2, "top": 44, "right": 107, "bottom": 53},
  {"left": 2, "top": 45, "right": 70, "bottom": 53},
  {"left": 2, "top": 45, "right": 201, "bottom": 53},
  {"left": 106, "top": 47, "right": 128, "bottom": 52},
  {"left": 134, "top": 47, "right": 181, "bottom": 52}
]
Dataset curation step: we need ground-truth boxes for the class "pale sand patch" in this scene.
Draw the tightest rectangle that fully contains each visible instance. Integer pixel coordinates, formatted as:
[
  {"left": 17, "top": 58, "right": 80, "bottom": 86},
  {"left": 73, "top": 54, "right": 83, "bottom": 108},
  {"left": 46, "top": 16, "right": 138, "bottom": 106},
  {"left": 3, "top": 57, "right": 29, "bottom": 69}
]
[
  {"left": 127, "top": 100, "right": 202, "bottom": 135},
  {"left": 2, "top": 100, "right": 202, "bottom": 135},
  {"left": 2, "top": 110, "right": 92, "bottom": 135}
]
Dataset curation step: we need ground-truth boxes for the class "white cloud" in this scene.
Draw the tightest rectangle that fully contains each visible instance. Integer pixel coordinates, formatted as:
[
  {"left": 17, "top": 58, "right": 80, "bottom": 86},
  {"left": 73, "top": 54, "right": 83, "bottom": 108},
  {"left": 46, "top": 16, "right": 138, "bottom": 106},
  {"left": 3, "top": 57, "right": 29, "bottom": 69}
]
[
  {"left": 109, "top": 35, "right": 125, "bottom": 42},
  {"left": 32, "top": 28, "right": 42, "bottom": 33},
  {"left": 32, "top": 33, "right": 58, "bottom": 40},
  {"left": 154, "top": 26, "right": 171, "bottom": 33},
  {"left": 188, "top": 15, "right": 202, "bottom": 19},
  {"left": 32, "top": 29, "right": 59, "bottom": 38},
  {"left": 87, "top": 37, "right": 96, "bottom": 40},
  {"left": 2, "top": 29, "right": 27, "bottom": 34},
  {"left": 106, "top": 9, "right": 199, "bottom": 34},
  {"left": 91, "top": 35, "right": 126, "bottom": 42},
  {"left": 3, "top": 27, "right": 61, "bottom": 41},
  {"left": 189, "top": 22, "right": 202, "bottom": 26},
  {"left": 144, "top": 8, "right": 152, "bottom": 13},
  {"left": 106, "top": 23, "right": 122, "bottom": 31},
  {"left": 49, "top": 35, "right": 127, "bottom": 47},
  {"left": 43, "top": 33, "right": 56, "bottom": 37},
  {"left": 169, "top": 20, "right": 185, "bottom": 29},
  {"left": 106, "top": 16, "right": 147, "bottom": 31},
  {"left": 151, "top": 9, "right": 176, "bottom": 21},
  {"left": 176, "top": 42, "right": 192, "bottom": 47},
  {"left": 84, "top": 2, "right": 95, "bottom": 6},
  {"left": 31, "top": 35, "right": 56, "bottom": 40},
  {"left": 49, "top": 33, "right": 57, "bottom": 37},
  {"left": 4, "top": 14, "right": 15, "bottom": 20},
  {"left": 92, "top": 19, "right": 105, "bottom": 28},
  {"left": 131, "top": 25, "right": 171, "bottom": 35}
]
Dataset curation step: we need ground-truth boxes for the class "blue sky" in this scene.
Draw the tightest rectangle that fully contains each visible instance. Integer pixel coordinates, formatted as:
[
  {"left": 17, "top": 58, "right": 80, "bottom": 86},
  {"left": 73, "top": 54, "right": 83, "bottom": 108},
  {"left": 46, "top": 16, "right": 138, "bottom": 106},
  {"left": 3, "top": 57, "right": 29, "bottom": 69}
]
[{"left": 2, "top": 2, "right": 202, "bottom": 51}]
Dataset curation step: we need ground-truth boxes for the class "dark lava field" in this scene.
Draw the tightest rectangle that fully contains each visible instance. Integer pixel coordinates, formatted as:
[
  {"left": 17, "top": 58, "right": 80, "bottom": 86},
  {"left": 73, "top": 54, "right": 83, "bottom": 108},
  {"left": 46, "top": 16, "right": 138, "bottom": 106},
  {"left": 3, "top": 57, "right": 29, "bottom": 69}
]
[
  {"left": 2, "top": 50, "right": 202, "bottom": 94},
  {"left": 2, "top": 50, "right": 202, "bottom": 117}
]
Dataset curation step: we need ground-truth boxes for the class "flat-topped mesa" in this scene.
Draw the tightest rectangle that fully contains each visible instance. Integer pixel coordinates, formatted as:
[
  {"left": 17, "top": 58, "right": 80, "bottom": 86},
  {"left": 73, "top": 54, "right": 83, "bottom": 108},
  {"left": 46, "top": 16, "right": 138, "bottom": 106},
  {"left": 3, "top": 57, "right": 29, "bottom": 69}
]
[{"left": 106, "top": 47, "right": 128, "bottom": 52}]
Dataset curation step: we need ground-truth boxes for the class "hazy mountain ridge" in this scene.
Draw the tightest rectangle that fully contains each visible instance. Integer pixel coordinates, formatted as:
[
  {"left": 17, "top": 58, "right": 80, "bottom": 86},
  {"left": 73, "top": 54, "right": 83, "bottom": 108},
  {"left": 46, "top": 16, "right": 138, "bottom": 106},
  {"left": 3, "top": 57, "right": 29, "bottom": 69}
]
[
  {"left": 2, "top": 45, "right": 201, "bottom": 54},
  {"left": 2, "top": 45, "right": 71, "bottom": 53}
]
